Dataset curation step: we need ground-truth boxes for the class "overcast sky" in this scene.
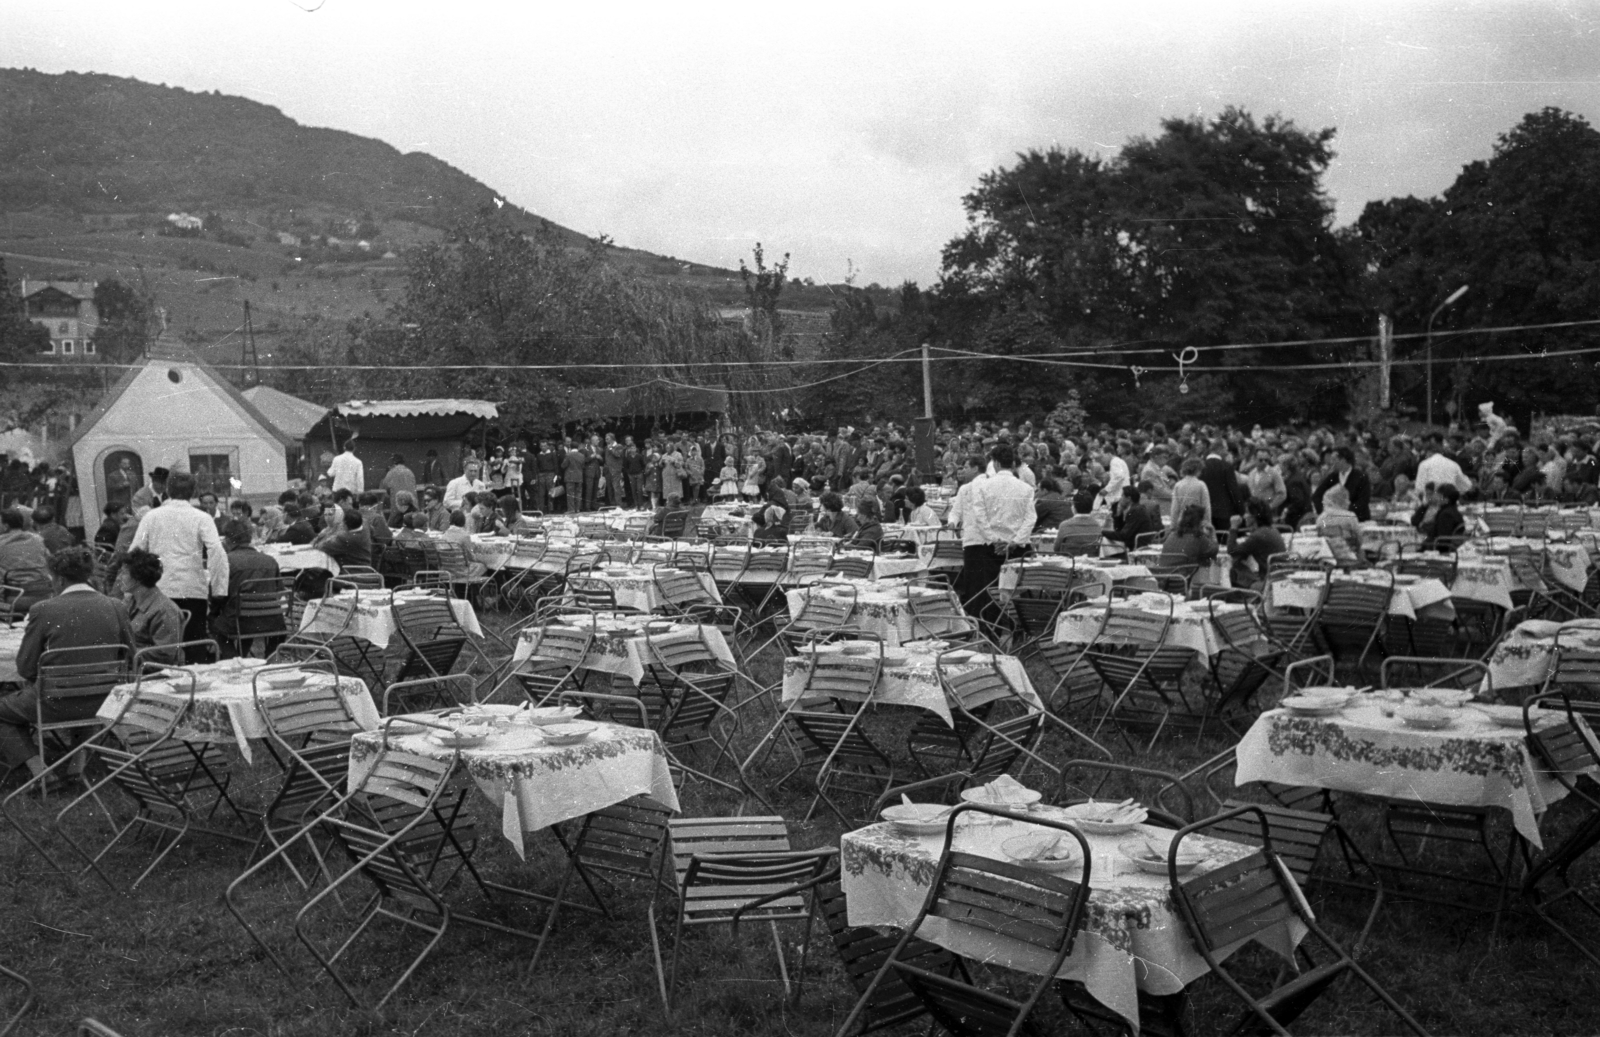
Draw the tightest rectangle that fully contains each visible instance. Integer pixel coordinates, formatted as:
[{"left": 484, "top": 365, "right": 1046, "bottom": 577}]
[{"left": 5, "top": 1, "right": 1600, "bottom": 285}]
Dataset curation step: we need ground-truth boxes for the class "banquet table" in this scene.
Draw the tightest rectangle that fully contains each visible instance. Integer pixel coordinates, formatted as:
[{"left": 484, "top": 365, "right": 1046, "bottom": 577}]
[
  {"left": 1236, "top": 698, "right": 1590, "bottom": 847},
  {"left": 1266, "top": 568, "right": 1454, "bottom": 621},
  {"left": 699, "top": 503, "right": 758, "bottom": 539},
  {"left": 570, "top": 564, "right": 721, "bottom": 613},
  {"left": 1128, "top": 546, "right": 1231, "bottom": 588},
  {"left": 841, "top": 813, "right": 1303, "bottom": 1032},
  {"left": 1457, "top": 537, "right": 1592, "bottom": 593},
  {"left": 1396, "top": 551, "right": 1516, "bottom": 610},
  {"left": 1359, "top": 522, "right": 1422, "bottom": 556},
  {"left": 298, "top": 588, "right": 483, "bottom": 648},
  {"left": 0, "top": 623, "right": 24, "bottom": 683},
  {"left": 349, "top": 711, "right": 679, "bottom": 857},
  {"left": 778, "top": 640, "right": 1043, "bottom": 725},
  {"left": 510, "top": 614, "right": 737, "bottom": 686},
  {"left": 1483, "top": 618, "right": 1600, "bottom": 693},
  {"left": 783, "top": 579, "right": 965, "bottom": 646},
  {"left": 97, "top": 660, "right": 379, "bottom": 763},
  {"left": 997, "top": 557, "right": 1156, "bottom": 599},
  {"left": 1283, "top": 532, "right": 1338, "bottom": 562},
  {"left": 258, "top": 543, "right": 339, "bottom": 575},
  {"left": 1053, "top": 592, "right": 1261, "bottom": 658}
]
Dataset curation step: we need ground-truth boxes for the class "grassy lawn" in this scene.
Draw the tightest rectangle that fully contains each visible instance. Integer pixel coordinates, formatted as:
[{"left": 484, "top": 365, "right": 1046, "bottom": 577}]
[{"left": 2, "top": 619, "right": 1598, "bottom": 1036}]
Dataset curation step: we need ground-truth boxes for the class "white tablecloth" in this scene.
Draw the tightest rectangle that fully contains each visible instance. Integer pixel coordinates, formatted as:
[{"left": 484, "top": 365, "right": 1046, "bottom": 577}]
[
  {"left": 1284, "top": 533, "right": 1337, "bottom": 562},
  {"left": 1483, "top": 619, "right": 1600, "bottom": 692},
  {"left": 1053, "top": 592, "right": 1259, "bottom": 658},
  {"left": 998, "top": 557, "right": 1155, "bottom": 598},
  {"left": 350, "top": 716, "right": 679, "bottom": 857},
  {"left": 298, "top": 589, "right": 482, "bottom": 647},
  {"left": 1359, "top": 523, "right": 1421, "bottom": 556},
  {"left": 783, "top": 581, "right": 966, "bottom": 646},
  {"left": 1236, "top": 700, "right": 1585, "bottom": 847},
  {"left": 1266, "top": 570, "right": 1454, "bottom": 621},
  {"left": 573, "top": 566, "right": 721, "bottom": 614},
  {"left": 258, "top": 543, "right": 339, "bottom": 575},
  {"left": 511, "top": 617, "right": 736, "bottom": 686},
  {"left": 779, "top": 642, "right": 1042, "bottom": 725},
  {"left": 98, "top": 661, "right": 378, "bottom": 763},
  {"left": 0, "top": 624, "right": 23, "bottom": 683},
  {"left": 841, "top": 815, "right": 1302, "bottom": 1032},
  {"left": 1458, "top": 538, "right": 1591, "bottom": 593}
]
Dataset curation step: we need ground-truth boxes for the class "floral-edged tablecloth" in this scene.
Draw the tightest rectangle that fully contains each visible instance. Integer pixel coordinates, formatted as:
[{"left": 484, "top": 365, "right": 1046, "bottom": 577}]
[
  {"left": 778, "top": 643, "right": 1042, "bottom": 725},
  {"left": 783, "top": 582, "right": 965, "bottom": 646},
  {"left": 1398, "top": 551, "right": 1516, "bottom": 611},
  {"left": 1359, "top": 522, "right": 1422, "bottom": 556},
  {"left": 572, "top": 566, "right": 721, "bottom": 614},
  {"left": 97, "top": 662, "right": 378, "bottom": 763},
  {"left": 1283, "top": 533, "right": 1337, "bottom": 562},
  {"left": 1482, "top": 619, "right": 1600, "bottom": 692},
  {"left": 997, "top": 558, "right": 1155, "bottom": 600},
  {"left": 841, "top": 816, "right": 1303, "bottom": 1032},
  {"left": 0, "top": 624, "right": 24, "bottom": 683},
  {"left": 1458, "top": 538, "right": 1592, "bottom": 593},
  {"left": 1266, "top": 569, "right": 1454, "bottom": 621},
  {"left": 349, "top": 718, "right": 679, "bottom": 857},
  {"left": 511, "top": 618, "right": 736, "bottom": 686},
  {"left": 1235, "top": 700, "right": 1587, "bottom": 847},
  {"left": 258, "top": 543, "right": 340, "bottom": 575},
  {"left": 298, "top": 589, "right": 482, "bottom": 647},
  {"left": 1053, "top": 593, "right": 1258, "bottom": 658},
  {"left": 1128, "top": 547, "right": 1232, "bottom": 589}
]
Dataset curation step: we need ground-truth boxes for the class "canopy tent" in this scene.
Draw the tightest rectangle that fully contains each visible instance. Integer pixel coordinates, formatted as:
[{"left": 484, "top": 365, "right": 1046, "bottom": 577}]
[
  {"left": 68, "top": 356, "right": 299, "bottom": 513},
  {"left": 305, "top": 399, "right": 499, "bottom": 490}
]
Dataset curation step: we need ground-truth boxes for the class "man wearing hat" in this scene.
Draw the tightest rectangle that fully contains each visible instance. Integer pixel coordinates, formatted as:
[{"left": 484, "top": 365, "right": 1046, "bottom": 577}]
[{"left": 131, "top": 467, "right": 169, "bottom": 512}]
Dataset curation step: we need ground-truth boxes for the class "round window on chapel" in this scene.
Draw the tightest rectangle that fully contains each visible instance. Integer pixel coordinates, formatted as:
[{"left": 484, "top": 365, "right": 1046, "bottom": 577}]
[{"left": 168, "top": 369, "right": 182, "bottom": 383}]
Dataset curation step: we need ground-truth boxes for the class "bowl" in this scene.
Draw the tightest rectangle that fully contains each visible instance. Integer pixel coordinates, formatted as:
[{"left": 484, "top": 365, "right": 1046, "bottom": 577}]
[
  {"left": 1398, "top": 704, "right": 1454, "bottom": 730},
  {"left": 839, "top": 644, "right": 876, "bottom": 656},
  {"left": 1119, "top": 837, "right": 1207, "bottom": 875},
  {"left": 1062, "top": 801, "right": 1148, "bottom": 835},
  {"left": 1279, "top": 694, "right": 1347, "bottom": 716},
  {"left": 1410, "top": 688, "right": 1474, "bottom": 708},
  {"left": 1002, "top": 833, "right": 1080, "bottom": 872},
  {"left": 960, "top": 782, "right": 1043, "bottom": 809},
  {"left": 941, "top": 650, "right": 975, "bottom": 664},
  {"left": 541, "top": 721, "right": 598, "bottom": 745},
  {"left": 1473, "top": 704, "right": 1529, "bottom": 729},
  {"left": 880, "top": 802, "right": 952, "bottom": 835},
  {"left": 522, "top": 705, "right": 584, "bottom": 727},
  {"left": 163, "top": 671, "right": 215, "bottom": 692},
  {"left": 430, "top": 725, "right": 492, "bottom": 748},
  {"left": 260, "top": 670, "right": 310, "bottom": 689}
]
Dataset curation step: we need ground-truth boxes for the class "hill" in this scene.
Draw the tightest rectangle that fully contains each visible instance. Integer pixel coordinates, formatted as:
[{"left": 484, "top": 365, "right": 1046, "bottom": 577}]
[{"left": 0, "top": 68, "right": 866, "bottom": 369}]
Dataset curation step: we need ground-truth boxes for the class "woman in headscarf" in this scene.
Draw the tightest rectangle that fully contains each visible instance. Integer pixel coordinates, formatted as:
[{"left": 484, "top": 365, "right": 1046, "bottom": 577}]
[
  {"left": 388, "top": 489, "right": 417, "bottom": 530},
  {"left": 255, "top": 504, "right": 289, "bottom": 546}
]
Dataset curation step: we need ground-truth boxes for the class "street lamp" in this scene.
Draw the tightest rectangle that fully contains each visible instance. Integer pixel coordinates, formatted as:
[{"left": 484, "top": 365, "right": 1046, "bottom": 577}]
[{"left": 1426, "top": 284, "right": 1469, "bottom": 428}]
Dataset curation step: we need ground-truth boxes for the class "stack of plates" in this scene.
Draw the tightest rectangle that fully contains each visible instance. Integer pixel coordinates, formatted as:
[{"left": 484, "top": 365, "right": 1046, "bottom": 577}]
[{"left": 880, "top": 802, "right": 951, "bottom": 835}]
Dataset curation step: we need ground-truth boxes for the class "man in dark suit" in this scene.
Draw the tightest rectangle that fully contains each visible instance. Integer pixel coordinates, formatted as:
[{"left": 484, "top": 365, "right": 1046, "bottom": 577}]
[
  {"left": 1200, "top": 439, "right": 1248, "bottom": 529},
  {"left": 1312, "top": 446, "right": 1373, "bottom": 522},
  {"left": 3, "top": 546, "right": 135, "bottom": 782}
]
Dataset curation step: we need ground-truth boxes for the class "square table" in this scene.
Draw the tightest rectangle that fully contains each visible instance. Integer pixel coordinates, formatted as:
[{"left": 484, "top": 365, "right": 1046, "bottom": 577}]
[
  {"left": 841, "top": 813, "right": 1304, "bottom": 1032},
  {"left": 298, "top": 588, "right": 482, "bottom": 648},
  {"left": 510, "top": 614, "right": 737, "bottom": 686},
  {"left": 778, "top": 641, "right": 1043, "bottom": 726},
  {"left": 349, "top": 713, "right": 679, "bottom": 857},
  {"left": 1483, "top": 618, "right": 1600, "bottom": 693},
  {"left": 1458, "top": 537, "right": 1592, "bottom": 593},
  {"left": 783, "top": 579, "right": 965, "bottom": 646},
  {"left": 1266, "top": 569, "right": 1454, "bottom": 621},
  {"left": 572, "top": 564, "right": 721, "bottom": 614},
  {"left": 1053, "top": 592, "right": 1260, "bottom": 658},
  {"left": 998, "top": 557, "right": 1155, "bottom": 600},
  {"left": 258, "top": 543, "right": 339, "bottom": 575}
]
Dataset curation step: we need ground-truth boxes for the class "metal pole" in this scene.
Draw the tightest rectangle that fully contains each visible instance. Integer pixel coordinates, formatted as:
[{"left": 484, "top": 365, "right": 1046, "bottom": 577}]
[
  {"left": 921, "top": 341, "right": 934, "bottom": 419},
  {"left": 1425, "top": 314, "right": 1435, "bottom": 429}
]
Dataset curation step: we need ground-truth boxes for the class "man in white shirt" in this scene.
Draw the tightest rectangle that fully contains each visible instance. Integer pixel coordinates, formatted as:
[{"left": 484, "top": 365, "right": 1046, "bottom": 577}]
[
  {"left": 1100, "top": 447, "right": 1131, "bottom": 505},
  {"left": 443, "top": 461, "right": 488, "bottom": 512},
  {"left": 327, "top": 441, "right": 365, "bottom": 495},
  {"left": 129, "top": 470, "right": 229, "bottom": 662},
  {"left": 1415, "top": 434, "right": 1473, "bottom": 494},
  {"left": 945, "top": 456, "right": 986, "bottom": 532},
  {"left": 958, "top": 444, "right": 1037, "bottom": 621}
]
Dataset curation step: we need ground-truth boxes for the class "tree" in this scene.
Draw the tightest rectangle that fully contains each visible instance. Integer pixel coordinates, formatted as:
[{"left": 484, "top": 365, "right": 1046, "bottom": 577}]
[
  {"left": 0, "top": 259, "right": 49, "bottom": 367},
  {"left": 1354, "top": 108, "right": 1600, "bottom": 429},
  {"left": 90, "top": 278, "right": 153, "bottom": 363},
  {"left": 939, "top": 107, "right": 1367, "bottom": 423},
  {"left": 740, "top": 243, "right": 791, "bottom": 358},
  {"left": 800, "top": 282, "right": 930, "bottom": 428}
]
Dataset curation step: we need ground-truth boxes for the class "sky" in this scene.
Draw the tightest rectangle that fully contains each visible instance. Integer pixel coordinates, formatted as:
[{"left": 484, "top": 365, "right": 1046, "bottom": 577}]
[{"left": 5, "top": 1, "right": 1600, "bottom": 286}]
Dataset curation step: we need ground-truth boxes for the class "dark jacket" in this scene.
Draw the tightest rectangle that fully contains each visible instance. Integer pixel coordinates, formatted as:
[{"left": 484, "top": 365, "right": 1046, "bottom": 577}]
[
  {"left": 212, "top": 547, "right": 282, "bottom": 635},
  {"left": 1412, "top": 502, "right": 1466, "bottom": 551},
  {"left": 276, "top": 520, "right": 314, "bottom": 546},
  {"left": 1109, "top": 502, "right": 1164, "bottom": 549},
  {"left": 17, "top": 587, "right": 136, "bottom": 680},
  {"left": 1033, "top": 494, "right": 1073, "bottom": 530},
  {"left": 1200, "top": 456, "right": 1248, "bottom": 528},
  {"left": 1313, "top": 468, "right": 1373, "bottom": 522}
]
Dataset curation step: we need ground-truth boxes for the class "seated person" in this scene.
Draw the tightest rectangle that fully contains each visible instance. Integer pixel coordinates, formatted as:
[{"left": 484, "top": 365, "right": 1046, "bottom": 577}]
[
  {"left": 4, "top": 546, "right": 136, "bottom": 782},
  {"left": 30, "top": 504, "right": 75, "bottom": 556},
  {"left": 210, "top": 519, "right": 282, "bottom": 658},
  {"left": 791, "top": 477, "right": 814, "bottom": 510},
  {"left": 1390, "top": 473, "right": 1424, "bottom": 511},
  {"left": 904, "top": 485, "right": 939, "bottom": 527},
  {"left": 1107, "top": 483, "right": 1164, "bottom": 550},
  {"left": 395, "top": 512, "right": 431, "bottom": 541},
  {"left": 650, "top": 493, "right": 692, "bottom": 537},
  {"left": 852, "top": 497, "right": 885, "bottom": 547},
  {"left": 1053, "top": 491, "right": 1107, "bottom": 557},
  {"left": 274, "top": 503, "right": 315, "bottom": 545},
  {"left": 1033, "top": 477, "right": 1074, "bottom": 531},
  {"left": 1412, "top": 483, "right": 1467, "bottom": 551},
  {"left": 752, "top": 504, "right": 790, "bottom": 543},
  {"left": 1159, "top": 503, "right": 1219, "bottom": 568},
  {"left": 497, "top": 494, "right": 521, "bottom": 531},
  {"left": 1227, "top": 498, "right": 1286, "bottom": 590},
  {"left": 815, "top": 491, "right": 858, "bottom": 539},
  {"left": 0, "top": 509, "right": 54, "bottom": 615},
  {"left": 442, "top": 510, "right": 474, "bottom": 547},
  {"left": 315, "top": 505, "right": 373, "bottom": 570},
  {"left": 1316, "top": 485, "right": 1363, "bottom": 564},
  {"left": 360, "top": 491, "right": 395, "bottom": 546},
  {"left": 94, "top": 503, "right": 128, "bottom": 549},
  {"left": 123, "top": 548, "right": 187, "bottom": 666}
]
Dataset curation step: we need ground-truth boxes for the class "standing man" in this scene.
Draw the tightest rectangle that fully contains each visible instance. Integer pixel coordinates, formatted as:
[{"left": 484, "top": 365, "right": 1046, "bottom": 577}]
[
  {"left": 128, "top": 470, "right": 228, "bottom": 662},
  {"left": 956, "top": 444, "right": 1036, "bottom": 623},
  {"left": 420, "top": 449, "right": 445, "bottom": 488},
  {"left": 534, "top": 439, "right": 561, "bottom": 513},
  {"left": 1312, "top": 446, "right": 1373, "bottom": 522},
  {"left": 130, "top": 466, "right": 169, "bottom": 512},
  {"left": 604, "top": 433, "right": 625, "bottom": 508},
  {"left": 327, "top": 440, "right": 365, "bottom": 496},
  {"left": 772, "top": 434, "right": 793, "bottom": 487},
  {"left": 562, "top": 438, "right": 586, "bottom": 514},
  {"left": 106, "top": 457, "right": 135, "bottom": 510},
  {"left": 623, "top": 435, "right": 645, "bottom": 509},
  {"left": 380, "top": 454, "right": 416, "bottom": 501},
  {"left": 1199, "top": 438, "right": 1248, "bottom": 530}
]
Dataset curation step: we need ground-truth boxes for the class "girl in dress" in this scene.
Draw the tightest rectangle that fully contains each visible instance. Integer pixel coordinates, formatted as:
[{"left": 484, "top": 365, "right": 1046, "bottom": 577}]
[
  {"left": 716, "top": 460, "right": 741, "bottom": 499},
  {"left": 741, "top": 454, "right": 765, "bottom": 501}
]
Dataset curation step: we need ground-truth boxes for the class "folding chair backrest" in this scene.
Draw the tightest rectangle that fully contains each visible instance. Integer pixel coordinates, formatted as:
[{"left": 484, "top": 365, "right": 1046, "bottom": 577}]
[
  {"left": 1380, "top": 655, "right": 1490, "bottom": 691},
  {"left": 237, "top": 577, "right": 295, "bottom": 634},
  {"left": 1172, "top": 808, "right": 1304, "bottom": 954},
  {"left": 352, "top": 746, "right": 453, "bottom": 811},
  {"left": 788, "top": 544, "right": 836, "bottom": 582},
  {"left": 800, "top": 650, "right": 882, "bottom": 699},
  {"left": 654, "top": 567, "right": 713, "bottom": 608},
  {"left": 526, "top": 623, "right": 595, "bottom": 667},
  {"left": 575, "top": 796, "right": 674, "bottom": 880},
  {"left": 1323, "top": 577, "right": 1392, "bottom": 618},
  {"left": 829, "top": 555, "right": 874, "bottom": 580},
  {"left": 795, "top": 585, "right": 857, "bottom": 630},
  {"left": 38, "top": 646, "right": 132, "bottom": 723},
  {"left": 668, "top": 815, "right": 792, "bottom": 882},
  {"left": 966, "top": 713, "right": 1046, "bottom": 785},
  {"left": 938, "top": 655, "right": 1026, "bottom": 712},
  {"left": 567, "top": 577, "right": 621, "bottom": 613},
  {"left": 1097, "top": 603, "right": 1171, "bottom": 646},
  {"left": 256, "top": 674, "right": 360, "bottom": 742},
  {"left": 816, "top": 877, "right": 942, "bottom": 1028},
  {"left": 1523, "top": 692, "right": 1600, "bottom": 799},
  {"left": 1013, "top": 562, "right": 1077, "bottom": 599},
  {"left": 647, "top": 627, "right": 719, "bottom": 673},
  {"left": 394, "top": 597, "right": 464, "bottom": 642}
]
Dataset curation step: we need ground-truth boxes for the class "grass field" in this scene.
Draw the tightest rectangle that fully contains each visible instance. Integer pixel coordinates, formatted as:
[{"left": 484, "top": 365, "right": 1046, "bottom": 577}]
[{"left": 2, "top": 617, "right": 1598, "bottom": 1036}]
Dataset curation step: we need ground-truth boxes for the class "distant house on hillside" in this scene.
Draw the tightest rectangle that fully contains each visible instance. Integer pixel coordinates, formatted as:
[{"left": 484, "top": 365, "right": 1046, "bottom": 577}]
[
  {"left": 164, "top": 212, "right": 203, "bottom": 235},
  {"left": 277, "top": 231, "right": 301, "bottom": 246},
  {"left": 716, "top": 307, "right": 833, "bottom": 361},
  {"left": 21, "top": 279, "right": 98, "bottom": 358}
]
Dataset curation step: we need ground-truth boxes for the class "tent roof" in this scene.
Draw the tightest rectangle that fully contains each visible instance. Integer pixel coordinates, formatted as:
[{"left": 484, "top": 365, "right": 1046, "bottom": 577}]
[
  {"left": 339, "top": 399, "right": 498, "bottom": 420},
  {"left": 241, "top": 385, "right": 329, "bottom": 438}
]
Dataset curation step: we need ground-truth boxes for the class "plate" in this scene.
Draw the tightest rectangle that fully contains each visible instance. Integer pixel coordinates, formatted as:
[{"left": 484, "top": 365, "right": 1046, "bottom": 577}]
[
  {"left": 1062, "top": 801, "right": 1148, "bottom": 835},
  {"left": 382, "top": 719, "right": 431, "bottom": 736},
  {"left": 1410, "top": 688, "right": 1473, "bottom": 708},
  {"left": 541, "top": 721, "right": 598, "bottom": 745},
  {"left": 1398, "top": 705, "right": 1453, "bottom": 730},
  {"left": 429, "top": 729, "right": 490, "bottom": 749},
  {"left": 960, "top": 783, "right": 1043, "bottom": 809},
  {"left": 522, "top": 705, "right": 583, "bottom": 726},
  {"left": 880, "top": 803, "right": 952, "bottom": 835},
  {"left": 839, "top": 644, "right": 876, "bottom": 656},
  {"left": 1279, "top": 695, "right": 1347, "bottom": 716},
  {"left": 1393, "top": 574, "right": 1421, "bottom": 585},
  {"left": 1119, "top": 837, "right": 1207, "bottom": 875},
  {"left": 941, "top": 651, "right": 975, "bottom": 664},
  {"left": 1002, "top": 833, "right": 1080, "bottom": 872},
  {"left": 1472, "top": 704, "right": 1528, "bottom": 729},
  {"left": 260, "top": 670, "right": 310, "bottom": 689},
  {"left": 162, "top": 671, "right": 215, "bottom": 692}
]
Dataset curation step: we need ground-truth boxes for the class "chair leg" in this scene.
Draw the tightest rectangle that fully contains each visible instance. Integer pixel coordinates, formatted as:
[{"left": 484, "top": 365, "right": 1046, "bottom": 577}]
[{"left": 648, "top": 901, "right": 671, "bottom": 1013}]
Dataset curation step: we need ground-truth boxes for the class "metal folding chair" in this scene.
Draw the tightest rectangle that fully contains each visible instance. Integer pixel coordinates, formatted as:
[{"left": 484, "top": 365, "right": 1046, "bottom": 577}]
[
  {"left": 0, "top": 962, "right": 31, "bottom": 1037},
  {"left": 1316, "top": 573, "right": 1394, "bottom": 675},
  {"left": 1520, "top": 690, "right": 1600, "bottom": 970},
  {"left": 392, "top": 595, "right": 469, "bottom": 683},
  {"left": 491, "top": 621, "right": 593, "bottom": 705},
  {"left": 230, "top": 575, "right": 296, "bottom": 659}
]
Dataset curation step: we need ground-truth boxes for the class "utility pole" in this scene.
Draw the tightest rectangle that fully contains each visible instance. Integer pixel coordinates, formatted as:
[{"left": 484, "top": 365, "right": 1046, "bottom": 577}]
[
  {"left": 241, "top": 300, "right": 260, "bottom": 387},
  {"left": 913, "top": 341, "right": 936, "bottom": 475},
  {"left": 921, "top": 341, "right": 934, "bottom": 420},
  {"left": 1426, "top": 285, "right": 1469, "bottom": 428},
  {"left": 1378, "top": 315, "right": 1392, "bottom": 410}
]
